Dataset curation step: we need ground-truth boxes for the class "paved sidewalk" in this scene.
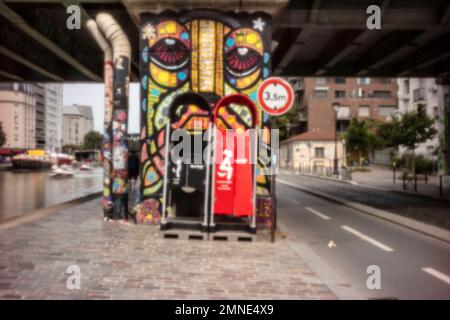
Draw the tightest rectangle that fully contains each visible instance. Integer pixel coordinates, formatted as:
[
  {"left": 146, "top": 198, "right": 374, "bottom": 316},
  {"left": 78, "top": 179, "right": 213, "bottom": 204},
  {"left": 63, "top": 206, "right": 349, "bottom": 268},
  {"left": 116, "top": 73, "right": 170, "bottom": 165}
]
[
  {"left": 351, "top": 166, "right": 450, "bottom": 202},
  {"left": 0, "top": 198, "right": 335, "bottom": 300}
]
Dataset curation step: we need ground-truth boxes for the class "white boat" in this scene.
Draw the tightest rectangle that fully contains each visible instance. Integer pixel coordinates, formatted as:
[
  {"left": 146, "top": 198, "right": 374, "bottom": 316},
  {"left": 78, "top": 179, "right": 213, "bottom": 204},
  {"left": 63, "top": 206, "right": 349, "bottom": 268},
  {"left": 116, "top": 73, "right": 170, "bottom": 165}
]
[
  {"left": 50, "top": 165, "right": 75, "bottom": 178},
  {"left": 80, "top": 163, "right": 94, "bottom": 171}
]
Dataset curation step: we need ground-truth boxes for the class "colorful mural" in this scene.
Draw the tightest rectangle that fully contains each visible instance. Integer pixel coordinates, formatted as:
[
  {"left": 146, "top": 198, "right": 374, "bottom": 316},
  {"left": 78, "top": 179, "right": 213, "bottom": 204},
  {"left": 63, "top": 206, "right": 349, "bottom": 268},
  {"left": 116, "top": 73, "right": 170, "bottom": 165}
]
[
  {"left": 111, "top": 55, "right": 130, "bottom": 219},
  {"left": 139, "top": 10, "right": 273, "bottom": 221},
  {"left": 102, "top": 60, "right": 114, "bottom": 214}
]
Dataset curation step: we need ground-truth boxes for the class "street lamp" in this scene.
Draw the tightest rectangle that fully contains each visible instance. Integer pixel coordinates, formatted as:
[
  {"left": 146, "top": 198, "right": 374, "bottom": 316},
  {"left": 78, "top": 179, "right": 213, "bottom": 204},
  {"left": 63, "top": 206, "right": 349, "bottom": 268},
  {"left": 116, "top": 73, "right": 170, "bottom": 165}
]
[{"left": 332, "top": 103, "right": 340, "bottom": 176}]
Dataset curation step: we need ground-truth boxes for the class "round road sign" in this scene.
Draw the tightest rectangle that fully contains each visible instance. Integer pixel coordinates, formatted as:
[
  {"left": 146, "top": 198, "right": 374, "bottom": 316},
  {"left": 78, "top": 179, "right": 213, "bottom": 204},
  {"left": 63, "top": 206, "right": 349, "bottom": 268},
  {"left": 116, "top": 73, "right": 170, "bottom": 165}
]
[{"left": 257, "top": 77, "right": 294, "bottom": 116}]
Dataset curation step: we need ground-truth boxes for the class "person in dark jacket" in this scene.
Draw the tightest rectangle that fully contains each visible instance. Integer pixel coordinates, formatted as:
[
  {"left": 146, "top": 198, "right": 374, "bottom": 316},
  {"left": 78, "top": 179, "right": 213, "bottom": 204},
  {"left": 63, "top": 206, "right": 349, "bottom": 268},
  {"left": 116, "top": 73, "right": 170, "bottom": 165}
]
[{"left": 128, "top": 152, "right": 139, "bottom": 190}]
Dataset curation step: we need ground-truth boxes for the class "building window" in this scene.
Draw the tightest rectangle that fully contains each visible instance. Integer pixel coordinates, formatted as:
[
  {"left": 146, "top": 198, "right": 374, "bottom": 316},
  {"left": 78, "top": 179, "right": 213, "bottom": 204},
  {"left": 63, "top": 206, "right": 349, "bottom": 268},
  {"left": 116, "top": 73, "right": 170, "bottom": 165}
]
[
  {"left": 315, "top": 78, "right": 327, "bottom": 85},
  {"left": 379, "top": 105, "right": 397, "bottom": 118},
  {"left": 335, "top": 77, "right": 346, "bottom": 84},
  {"left": 357, "top": 77, "right": 370, "bottom": 85},
  {"left": 352, "top": 88, "right": 365, "bottom": 98},
  {"left": 369, "top": 91, "right": 391, "bottom": 98},
  {"left": 378, "top": 78, "right": 391, "bottom": 84},
  {"left": 315, "top": 147, "right": 325, "bottom": 159},
  {"left": 337, "top": 106, "right": 350, "bottom": 119},
  {"left": 433, "top": 106, "right": 439, "bottom": 120},
  {"left": 413, "top": 88, "right": 426, "bottom": 102},
  {"left": 313, "top": 90, "right": 327, "bottom": 98},
  {"left": 404, "top": 79, "right": 410, "bottom": 94},
  {"left": 334, "top": 90, "right": 346, "bottom": 98},
  {"left": 358, "top": 105, "right": 370, "bottom": 117}
]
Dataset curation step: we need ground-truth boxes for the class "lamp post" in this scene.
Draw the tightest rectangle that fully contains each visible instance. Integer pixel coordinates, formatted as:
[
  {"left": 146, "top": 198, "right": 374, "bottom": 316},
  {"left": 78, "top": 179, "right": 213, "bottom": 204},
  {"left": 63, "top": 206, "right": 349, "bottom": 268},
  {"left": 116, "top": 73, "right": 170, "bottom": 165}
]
[{"left": 333, "top": 103, "right": 340, "bottom": 176}]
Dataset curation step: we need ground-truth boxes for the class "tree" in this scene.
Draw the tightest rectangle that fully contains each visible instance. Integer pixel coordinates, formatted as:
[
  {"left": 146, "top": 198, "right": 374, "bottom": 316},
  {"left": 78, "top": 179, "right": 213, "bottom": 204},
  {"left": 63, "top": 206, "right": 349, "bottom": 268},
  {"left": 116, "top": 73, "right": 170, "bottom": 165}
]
[
  {"left": 377, "top": 104, "right": 437, "bottom": 177},
  {"left": 0, "top": 121, "right": 6, "bottom": 148},
  {"left": 276, "top": 108, "right": 300, "bottom": 141},
  {"left": 344, "top": 119, "right": 379, "bottom": 166},
  {"left": 83, "top": 130, "right": 102, "bottom": 150}
]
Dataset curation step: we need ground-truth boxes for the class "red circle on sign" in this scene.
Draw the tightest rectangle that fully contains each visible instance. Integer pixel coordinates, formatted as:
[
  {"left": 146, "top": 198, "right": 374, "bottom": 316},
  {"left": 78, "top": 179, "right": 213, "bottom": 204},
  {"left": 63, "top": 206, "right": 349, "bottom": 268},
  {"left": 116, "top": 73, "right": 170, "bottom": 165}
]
[{"left": 257, "top": 77, "right": 294, "bottom": 116}]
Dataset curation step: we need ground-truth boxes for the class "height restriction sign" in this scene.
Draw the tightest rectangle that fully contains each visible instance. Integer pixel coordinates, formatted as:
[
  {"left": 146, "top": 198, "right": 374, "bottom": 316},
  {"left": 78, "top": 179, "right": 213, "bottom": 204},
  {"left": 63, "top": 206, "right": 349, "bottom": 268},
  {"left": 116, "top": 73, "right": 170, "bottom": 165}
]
[{"left": 257, "top": 77, "right": 294, "bottom": 116}]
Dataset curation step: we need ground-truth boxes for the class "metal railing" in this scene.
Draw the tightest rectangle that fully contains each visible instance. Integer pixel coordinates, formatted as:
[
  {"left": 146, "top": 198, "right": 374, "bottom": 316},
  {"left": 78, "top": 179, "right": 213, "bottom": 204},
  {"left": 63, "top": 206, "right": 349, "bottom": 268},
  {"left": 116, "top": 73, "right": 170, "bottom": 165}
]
[{"left": 297, "top": 164, "right": 352, "bottom": 181}]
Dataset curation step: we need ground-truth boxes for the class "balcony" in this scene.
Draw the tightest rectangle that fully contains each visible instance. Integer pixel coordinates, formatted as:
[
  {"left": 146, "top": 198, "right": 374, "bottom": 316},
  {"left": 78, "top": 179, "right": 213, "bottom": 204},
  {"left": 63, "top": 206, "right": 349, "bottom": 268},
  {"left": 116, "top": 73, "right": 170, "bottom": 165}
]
[{"left": 413, "top": 87, "right": 426, "bottom": 102}]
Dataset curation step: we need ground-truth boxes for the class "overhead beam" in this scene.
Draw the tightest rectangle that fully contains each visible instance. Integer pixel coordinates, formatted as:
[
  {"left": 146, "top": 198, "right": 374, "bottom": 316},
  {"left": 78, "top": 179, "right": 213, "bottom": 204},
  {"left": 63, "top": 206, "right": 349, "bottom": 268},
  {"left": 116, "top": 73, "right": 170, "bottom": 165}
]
[
  {"left": 0, "top": 1, "right": 101, "bottom": 81},
  {"left": 355, "top": 30, "right": 423, "bottom": 76},
  {"left": 396, "top": 32, "right": 450, "bottom": 76},
  {"left": 273, "top": 0, "right": 321, "bottom": 75},
  {"left": 441, "top": 4, "right": 450, "bottom": 24},
  {"left": 0, "top": 69, "right": 24, "bottom": 81},
  {"left": 314, "top": 29, "right": 366, "bottom": 75},
  {"left": 0, "top": 45, "right": 63, "bottom": 80}
]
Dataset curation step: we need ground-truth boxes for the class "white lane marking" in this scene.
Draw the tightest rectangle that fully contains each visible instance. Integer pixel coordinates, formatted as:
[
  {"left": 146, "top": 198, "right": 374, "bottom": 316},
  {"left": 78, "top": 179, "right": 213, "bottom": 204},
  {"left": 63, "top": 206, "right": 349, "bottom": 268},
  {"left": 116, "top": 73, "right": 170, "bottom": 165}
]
[
  {"left": 287, "top": 196, "right": 300, "bottom": 205},
  {"left": 341, "top": 225, "right": 394, "bottom": 252},
  {"left": 422, "top": 268, "right": 450, "bottom": 285},
  {"left": 305, "top": 207, "right": 331, "bottom": 220}
]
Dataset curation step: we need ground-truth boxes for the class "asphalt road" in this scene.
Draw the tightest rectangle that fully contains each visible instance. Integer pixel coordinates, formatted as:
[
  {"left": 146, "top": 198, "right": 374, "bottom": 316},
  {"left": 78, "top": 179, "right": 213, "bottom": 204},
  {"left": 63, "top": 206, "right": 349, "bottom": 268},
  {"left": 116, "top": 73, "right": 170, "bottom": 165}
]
[{"left": 276, "top": 181, "right": 450, "bottom": 300}]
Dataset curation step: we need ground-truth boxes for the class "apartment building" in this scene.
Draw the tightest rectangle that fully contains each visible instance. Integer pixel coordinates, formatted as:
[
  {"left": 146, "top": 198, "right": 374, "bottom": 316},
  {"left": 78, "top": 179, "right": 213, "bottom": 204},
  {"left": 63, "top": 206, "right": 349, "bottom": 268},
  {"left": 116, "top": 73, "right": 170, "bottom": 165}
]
[
  {"left": 397, "top": 78, "right": 443, "bottom": 157},
  {"left": 62, "top": 104, "right": 94, "bottom": 146},
  {"left": 295, "top": 77, "right": 398, "bottom": 135},
  {"left": 33, "top": 83, "right": 46, "bottom": 148},
  {"left": 0, "top": 83, "right": 36, "bottom": 149},
  {"left": 45, "top": 84, "right": 63, "bottom": 151}
]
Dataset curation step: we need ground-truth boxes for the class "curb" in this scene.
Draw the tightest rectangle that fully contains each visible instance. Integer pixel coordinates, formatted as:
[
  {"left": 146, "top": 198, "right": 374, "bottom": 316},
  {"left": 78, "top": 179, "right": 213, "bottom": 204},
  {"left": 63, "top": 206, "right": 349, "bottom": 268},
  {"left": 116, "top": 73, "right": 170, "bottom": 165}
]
[
  {"left": 279, "top": 170, "right": 356, "bottom": 186},
  {"left": 0, "top": 191, "right": 102, "bottom": 231},
  {"left": 277, "top": 179, "right": 450, "bottom": 244}
]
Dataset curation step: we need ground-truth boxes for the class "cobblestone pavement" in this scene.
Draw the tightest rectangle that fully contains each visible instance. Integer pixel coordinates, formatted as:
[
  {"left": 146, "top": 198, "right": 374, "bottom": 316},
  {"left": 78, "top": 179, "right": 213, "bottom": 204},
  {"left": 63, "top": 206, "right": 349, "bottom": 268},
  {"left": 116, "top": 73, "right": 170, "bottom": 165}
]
[
  {"left": 0, "top": 198, "right": 335, "bottom": 300},
  {"left": 278, "top": 172, "right": 450, "bottom": 230}
]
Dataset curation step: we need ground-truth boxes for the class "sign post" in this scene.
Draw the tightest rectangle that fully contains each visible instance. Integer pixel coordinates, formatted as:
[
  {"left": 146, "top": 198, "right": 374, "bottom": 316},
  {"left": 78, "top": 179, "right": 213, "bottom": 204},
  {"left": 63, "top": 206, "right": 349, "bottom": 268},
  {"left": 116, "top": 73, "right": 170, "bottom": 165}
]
[{"left": 257, "top": 77, "right": 295, "bottom": 242}]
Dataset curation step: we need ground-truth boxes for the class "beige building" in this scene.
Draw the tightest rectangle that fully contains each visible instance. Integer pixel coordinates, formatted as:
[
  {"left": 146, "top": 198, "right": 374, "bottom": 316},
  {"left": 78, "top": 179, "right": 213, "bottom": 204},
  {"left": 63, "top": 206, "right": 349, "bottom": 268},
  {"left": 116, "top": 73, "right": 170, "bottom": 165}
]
[
  {"left": 62, "top": 104, "right": 94, "bottom": 146},
  {"left": 280, "top": 131, "right": 345, "bottom": 172},
  {"left": 0, "top": 83, "right": 36, "bottom": 149}
]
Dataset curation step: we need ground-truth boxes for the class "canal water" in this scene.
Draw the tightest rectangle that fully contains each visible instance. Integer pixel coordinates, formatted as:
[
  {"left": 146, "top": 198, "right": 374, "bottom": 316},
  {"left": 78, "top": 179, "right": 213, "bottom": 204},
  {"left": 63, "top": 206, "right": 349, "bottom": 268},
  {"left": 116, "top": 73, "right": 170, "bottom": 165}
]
[{"left": 0, "top": 168, "right": 103, "bottom": 223}]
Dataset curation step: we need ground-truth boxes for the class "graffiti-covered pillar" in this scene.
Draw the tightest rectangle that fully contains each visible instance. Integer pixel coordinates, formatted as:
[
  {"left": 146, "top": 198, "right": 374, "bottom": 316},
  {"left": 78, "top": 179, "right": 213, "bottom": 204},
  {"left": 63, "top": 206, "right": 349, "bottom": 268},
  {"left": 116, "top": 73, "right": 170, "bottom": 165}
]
[
  {"left": 86, "top": 19, "right": 114, "bottom": 217},
  {"left": 96, "top": 14, "right": 131, "bottom": 219},
  {"left": 135, "top": 7, "right": 281, "bottom": 223}
]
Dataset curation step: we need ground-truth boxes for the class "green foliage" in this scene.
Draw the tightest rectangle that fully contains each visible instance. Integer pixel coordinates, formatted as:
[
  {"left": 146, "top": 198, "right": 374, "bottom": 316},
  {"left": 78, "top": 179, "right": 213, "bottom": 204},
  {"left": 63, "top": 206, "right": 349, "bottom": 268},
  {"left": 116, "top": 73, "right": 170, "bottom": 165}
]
[
  {"left": 83, "top": 131, "right": 102, "bottom": 150},
  {"left": 0, "top": 122, "right": 6, "bottom": 148},
  {"left": 396, "top": 154, "right": 435, "bottom": 174},
  {"left": 275, "top": 108, "right": 299, "bottom": 141},
  {"left": 378, "top": 104, "right": 437, "bottom": 175},
  {"left": 378, "top": 104, "right": 437, "bottom": 150},
  {"left": 344, "top": 119, "right": 380, "bottom": 165}
]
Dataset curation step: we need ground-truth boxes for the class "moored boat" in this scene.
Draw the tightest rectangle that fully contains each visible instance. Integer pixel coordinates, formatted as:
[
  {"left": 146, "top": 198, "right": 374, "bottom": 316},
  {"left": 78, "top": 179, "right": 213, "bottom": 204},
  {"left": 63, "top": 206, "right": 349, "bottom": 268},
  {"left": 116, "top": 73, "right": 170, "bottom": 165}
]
[{"left": 12, "top": 150, "right": 53, "bottom": 171}]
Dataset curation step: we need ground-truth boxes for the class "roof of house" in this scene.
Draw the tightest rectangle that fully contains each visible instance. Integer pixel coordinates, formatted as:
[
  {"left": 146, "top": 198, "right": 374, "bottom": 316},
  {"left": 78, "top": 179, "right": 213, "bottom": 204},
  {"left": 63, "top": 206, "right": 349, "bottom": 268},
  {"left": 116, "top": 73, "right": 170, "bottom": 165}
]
[{"left": 281, "top": 131, "right": 336, "bottom": 145}]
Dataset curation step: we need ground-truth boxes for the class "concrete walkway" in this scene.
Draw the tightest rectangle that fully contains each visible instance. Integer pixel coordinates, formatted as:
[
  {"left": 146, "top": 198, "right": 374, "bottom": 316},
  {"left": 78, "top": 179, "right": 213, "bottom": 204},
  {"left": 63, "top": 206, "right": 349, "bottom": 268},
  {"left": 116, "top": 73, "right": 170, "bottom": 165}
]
[
  {"left": 351, "top": 166, "right": 450, "bottom": 202},
  {"left": 0, "top": 198, "right": 335, "bottom": 300}
]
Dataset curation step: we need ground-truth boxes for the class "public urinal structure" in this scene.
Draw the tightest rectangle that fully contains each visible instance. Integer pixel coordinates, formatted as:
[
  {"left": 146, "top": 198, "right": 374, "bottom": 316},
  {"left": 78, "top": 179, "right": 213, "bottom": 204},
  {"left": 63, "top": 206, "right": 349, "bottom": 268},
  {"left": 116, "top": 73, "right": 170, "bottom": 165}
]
[
  {"left": 210, "top": 94, "right": 258, "bottom": 233},
  {"left": 161, "top": 93, "right": 213, "bottom": 231}
]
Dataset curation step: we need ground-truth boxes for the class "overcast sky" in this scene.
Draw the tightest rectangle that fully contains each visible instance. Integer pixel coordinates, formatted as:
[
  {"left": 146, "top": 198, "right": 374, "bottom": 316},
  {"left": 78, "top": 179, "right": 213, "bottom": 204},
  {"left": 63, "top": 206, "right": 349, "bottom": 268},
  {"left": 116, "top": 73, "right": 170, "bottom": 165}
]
[{"left": 63, "top": 83, "right": 140, "bottom": 134}]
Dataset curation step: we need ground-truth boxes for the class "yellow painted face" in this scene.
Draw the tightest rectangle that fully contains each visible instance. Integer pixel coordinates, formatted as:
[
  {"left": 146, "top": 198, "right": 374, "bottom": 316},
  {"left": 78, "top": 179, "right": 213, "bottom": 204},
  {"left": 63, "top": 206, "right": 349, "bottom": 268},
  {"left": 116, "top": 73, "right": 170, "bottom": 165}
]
[{"left": 146, "top": 20, "right": 266, "bottom": 97}]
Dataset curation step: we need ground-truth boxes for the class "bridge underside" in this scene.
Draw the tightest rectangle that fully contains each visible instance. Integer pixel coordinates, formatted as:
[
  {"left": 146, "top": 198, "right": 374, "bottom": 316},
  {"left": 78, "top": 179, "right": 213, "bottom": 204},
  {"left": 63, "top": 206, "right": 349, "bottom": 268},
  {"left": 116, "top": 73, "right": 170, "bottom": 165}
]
[{"left": 1, "top": 0, "right": 450, "bottom": 82}]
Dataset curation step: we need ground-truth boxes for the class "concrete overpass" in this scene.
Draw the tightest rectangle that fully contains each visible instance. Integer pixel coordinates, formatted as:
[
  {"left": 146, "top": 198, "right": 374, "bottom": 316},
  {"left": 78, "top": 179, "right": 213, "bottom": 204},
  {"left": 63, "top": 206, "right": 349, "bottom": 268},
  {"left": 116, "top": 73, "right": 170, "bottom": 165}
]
[{"left": 0, "top": 0, "right": 450, "bottom": 82}]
